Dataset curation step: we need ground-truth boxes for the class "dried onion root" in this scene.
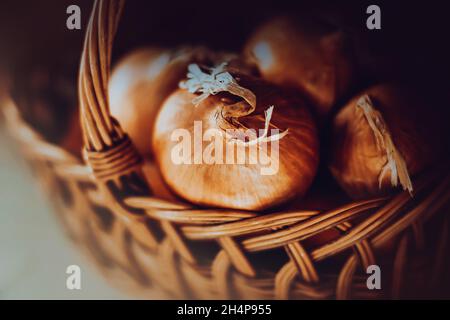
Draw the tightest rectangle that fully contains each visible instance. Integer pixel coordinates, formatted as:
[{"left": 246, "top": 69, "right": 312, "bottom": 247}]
[{"left": 179, "top": 63, "right": 288, "bottom": 146}]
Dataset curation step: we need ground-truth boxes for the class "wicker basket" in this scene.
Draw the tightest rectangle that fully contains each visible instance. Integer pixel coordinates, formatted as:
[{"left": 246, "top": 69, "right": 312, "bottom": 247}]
[{"left": 2, "top": 0, "right": 450, "bottom": 299}]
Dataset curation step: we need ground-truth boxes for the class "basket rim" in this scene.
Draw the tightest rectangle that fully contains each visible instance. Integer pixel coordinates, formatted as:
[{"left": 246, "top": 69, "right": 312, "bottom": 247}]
[{"left": 3, "top": 94, "right": 450, "bottom": 299}]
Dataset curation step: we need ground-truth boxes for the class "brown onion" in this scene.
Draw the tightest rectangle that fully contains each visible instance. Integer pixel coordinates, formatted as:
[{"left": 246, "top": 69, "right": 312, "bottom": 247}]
[
  {"left": 244, "top": 16, "right": 355, "bottom": 119},
  {"left": 109, "top": 47, "right": 193, "bottom": 157},
  {"left": 152, "top": 64, "right": 319, "bottom": 211},
  {"left": 329, "top": 84, "right": 441, "bottom": 199},
  {"left": 109, "top": 47, "right": 255, "bottom": 157}
]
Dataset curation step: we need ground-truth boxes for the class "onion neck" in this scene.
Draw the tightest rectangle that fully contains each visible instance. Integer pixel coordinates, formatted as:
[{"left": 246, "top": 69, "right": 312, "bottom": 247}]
[{"left": 180, "top": 62, "right": 288, "bottom": 145}]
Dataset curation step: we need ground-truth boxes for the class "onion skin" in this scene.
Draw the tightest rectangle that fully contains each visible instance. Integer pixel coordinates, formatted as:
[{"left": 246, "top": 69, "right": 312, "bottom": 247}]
[
  {"left": 109, "top": 48, "right": 198, "bottom": 157},
  {"left": 329, "top": 84, "right": 440, "bottom": 199},
  {"left": 244, "top": 17, "right": 355, "bottom": 119},
  {"left": 153, "top": 76, "right": 319, "bottom": 211}
]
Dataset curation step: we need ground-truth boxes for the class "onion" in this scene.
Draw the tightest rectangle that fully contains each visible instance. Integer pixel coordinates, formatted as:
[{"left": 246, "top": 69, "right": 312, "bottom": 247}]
[
  {"left": 109, "top": 47, "right": 255, "bottom": 157},
  {"left": 108, "top": 47, "right": 193, "bottom": 157},
  {"left": 243, "top": 16, "right": 355, "bottom": 119},
  {"left": 152, "top": 63, "right": 319, "bottom": 210},
  {"left": 329, "top": 84, "right": 442, "bottom": 199}
]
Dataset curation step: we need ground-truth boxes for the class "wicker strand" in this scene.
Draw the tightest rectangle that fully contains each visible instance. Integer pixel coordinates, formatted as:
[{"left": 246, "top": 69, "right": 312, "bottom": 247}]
[
  {"left": 391, "top": 234, "right": 409, "bottom": 298},
  {"left": 274, "top": 262, "right": 298, "bottom": 299},
  {"left": 79, "top": 0, "right": 125, "bottom": 150}
]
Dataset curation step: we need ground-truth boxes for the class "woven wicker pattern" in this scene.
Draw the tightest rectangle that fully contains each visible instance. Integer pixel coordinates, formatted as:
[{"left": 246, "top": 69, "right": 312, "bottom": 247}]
[{"left": 2, "top": 0, "right": 450, "bottom": 299}]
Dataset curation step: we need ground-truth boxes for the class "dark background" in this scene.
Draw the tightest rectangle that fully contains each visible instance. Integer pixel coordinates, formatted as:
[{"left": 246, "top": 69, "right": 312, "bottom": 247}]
[
  {"left": 0, "top": 0, "right": 449, "bottom": 140},
  {"left": 1, "top": 0, "right": 450, "bottom": 80}
]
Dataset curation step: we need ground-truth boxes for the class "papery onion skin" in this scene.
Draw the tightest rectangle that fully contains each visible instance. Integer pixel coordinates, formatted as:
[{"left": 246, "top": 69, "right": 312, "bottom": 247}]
[
  {"left": 243, "top": 16, "right": 355, "bottom": 119},
  {"left": 153, "top": 76, "right": 319, "bottom": 211},
  {"left": 329, "top": 84, "right": 440, "bottom": 199}
]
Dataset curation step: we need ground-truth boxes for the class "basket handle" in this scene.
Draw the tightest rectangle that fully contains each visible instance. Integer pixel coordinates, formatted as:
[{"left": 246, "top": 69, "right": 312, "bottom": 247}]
[
  {"left": 78, "top": 0, "right": 151, "bottom": 215},
  {"left": 79, "top": 0, "right": 124, "bottom": 151},
  {"left": 78, "top": 0, "right": 201, "bottom": 263}
]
